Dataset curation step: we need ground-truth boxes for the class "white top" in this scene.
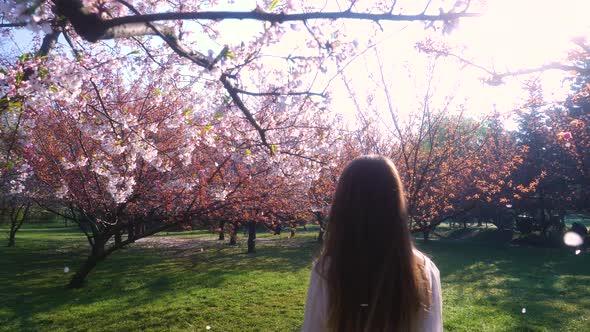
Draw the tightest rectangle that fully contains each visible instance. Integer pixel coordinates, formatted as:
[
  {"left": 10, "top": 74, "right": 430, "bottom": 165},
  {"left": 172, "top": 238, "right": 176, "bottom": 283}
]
[{"left": 302, "top": 250, "right": 442, "bottom": 332}]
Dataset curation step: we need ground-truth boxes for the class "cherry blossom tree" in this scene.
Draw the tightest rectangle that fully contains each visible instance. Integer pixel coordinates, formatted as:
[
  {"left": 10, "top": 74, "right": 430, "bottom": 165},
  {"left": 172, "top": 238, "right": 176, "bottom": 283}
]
[
  {"left": 558, "top": 40, "right": 590, "bottom": 210},
  {"left": 0, "top": 54, "right": 36, "bottom": 246},
  {"left": 0, "top": 0, "right": 481, "bottom": 146},
  {"left": 334, "top": 54, "right": 534, "bottom": 240},
  {"left": 0, "top": 0, "right": 485, "bottom": 285},
  {"left": 1, "top": 35, "right": 344, "bottom": 284}
]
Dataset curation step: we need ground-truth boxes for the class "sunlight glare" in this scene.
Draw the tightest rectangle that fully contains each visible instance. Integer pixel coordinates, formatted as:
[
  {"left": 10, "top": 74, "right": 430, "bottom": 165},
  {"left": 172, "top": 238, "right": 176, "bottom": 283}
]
[
  {"left": 563, "top": 231, "right": 583, "bottom": 247},
  {"left": 454, "top": 0, "right": 590, "bottom": 68}
]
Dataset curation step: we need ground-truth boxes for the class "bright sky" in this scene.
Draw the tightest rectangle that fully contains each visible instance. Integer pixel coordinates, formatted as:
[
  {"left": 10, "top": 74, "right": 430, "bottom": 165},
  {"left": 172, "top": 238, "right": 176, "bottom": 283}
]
[
  {"left": 324, "top": 0, "right": 590, "bottom": 129},
  {"left": 199, "top": 0, "right": 590, "bottom": 130},
  {"left": 3, "top": 0, "right": 590, "bottom": 131}
]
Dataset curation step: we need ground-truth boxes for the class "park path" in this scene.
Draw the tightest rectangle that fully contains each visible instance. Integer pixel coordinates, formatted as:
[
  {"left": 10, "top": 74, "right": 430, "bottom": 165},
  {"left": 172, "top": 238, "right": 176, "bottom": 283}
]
[{"left": 135, "top": 233, "right": 309, "bottom": 255}]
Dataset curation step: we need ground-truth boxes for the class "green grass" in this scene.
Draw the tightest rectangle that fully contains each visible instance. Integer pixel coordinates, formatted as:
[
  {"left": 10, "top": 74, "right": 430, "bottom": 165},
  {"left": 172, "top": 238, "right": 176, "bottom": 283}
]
[{"left": 1, "top": 224, "right": 589, "bottom": 331}]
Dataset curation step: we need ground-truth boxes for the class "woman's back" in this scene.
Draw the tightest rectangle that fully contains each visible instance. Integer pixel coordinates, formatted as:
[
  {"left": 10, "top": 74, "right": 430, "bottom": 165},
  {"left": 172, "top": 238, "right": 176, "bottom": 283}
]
[
  {"left": 302, "top": 249, "right": 442, "bottom": 332},
  {"left": 302, "top": 156, "right": 443, "bottom": 331}
]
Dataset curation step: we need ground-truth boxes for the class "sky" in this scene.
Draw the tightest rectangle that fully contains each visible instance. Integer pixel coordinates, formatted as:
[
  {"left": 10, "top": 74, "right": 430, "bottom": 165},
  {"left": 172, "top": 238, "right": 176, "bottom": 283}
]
[
  {"left": 2, "top": 0, "right": 590, "bottom": 131},
  {"left": 321, "top": 0, "right": 590, "bottom": 129},
  {"left": 196, "top": 0, "right": 590, "bottom": 130}
]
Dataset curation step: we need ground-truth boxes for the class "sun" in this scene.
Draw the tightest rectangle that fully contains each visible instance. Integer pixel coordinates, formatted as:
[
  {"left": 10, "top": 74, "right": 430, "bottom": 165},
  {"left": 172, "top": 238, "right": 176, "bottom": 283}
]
[{"left": 452, "top": 0, "right": 590, "bottom": 69}]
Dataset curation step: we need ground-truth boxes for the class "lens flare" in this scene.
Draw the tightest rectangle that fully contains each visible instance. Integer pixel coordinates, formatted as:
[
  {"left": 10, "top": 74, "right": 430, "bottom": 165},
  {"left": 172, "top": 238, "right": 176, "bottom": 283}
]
[{"left": 563, "top": 232, "right": 583, "bottom": 247}]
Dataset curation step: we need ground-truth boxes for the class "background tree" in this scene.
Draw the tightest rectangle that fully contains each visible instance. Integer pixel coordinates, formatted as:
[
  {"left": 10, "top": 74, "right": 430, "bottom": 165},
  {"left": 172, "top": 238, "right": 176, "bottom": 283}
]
[
  {"left": 341, "top": 55, "right": 530, "bottom": 240},
  {"left": 0, "top": 54, "right": 36, "bottom": 246},
  {"left": 559, "top": 38, "right": 590, "bottom": 211}
]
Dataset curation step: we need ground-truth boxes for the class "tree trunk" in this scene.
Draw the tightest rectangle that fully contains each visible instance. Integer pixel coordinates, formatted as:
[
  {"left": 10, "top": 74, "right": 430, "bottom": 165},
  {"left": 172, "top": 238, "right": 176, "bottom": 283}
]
[
  {"left": 127, "top": 223, "right": 135, "bottom": 242},
  {"left": 136, "top": 222, "right": 145, "bottom": 238},
  {"left": 539, "top": 207, "right": 548, "bottom": 238},
  {"left": 317, "top": 227, "right": 324, "bottom": 243},
  {"left": 115, "top": 231, "right": 122, "bottom": 247},
  {"left": 67, "top": 238, "right": 107, "bottom": 289},
  {"left": 290, "top": 226, "right": 296, "bottom": 238},
  {"left": 218, "top": 220, "right": 225, "bottom": 240},
  {"left": 65, "top": 219, "right": 174, "bottom": 288},
  {"left": 247, "top": 220, "right": 256, "bottom": 253},
  {"left": 229, "top": 225, "right": 237, "bottom": 245},
  {"left": 7, "top": 203, "right": 30, "bottom": 247},
  {"left": 7, "top": 229, "right": 16, "bottom": 247},
  {"left": 67, "top": 253, "right": 105, "bottom": 289},
  {"left": 423, "top": 230, "right": 430, "bottom": 242}
]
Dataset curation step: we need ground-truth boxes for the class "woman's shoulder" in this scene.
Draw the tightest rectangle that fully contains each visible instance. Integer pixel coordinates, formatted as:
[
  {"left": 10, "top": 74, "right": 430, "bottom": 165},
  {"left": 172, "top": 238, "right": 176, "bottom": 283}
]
[
  {"left": 311, "top": 256, "right": 330, "bottom": 277},
  {"left": 413, "top": 249, "right": 440, "bottom": 277}
]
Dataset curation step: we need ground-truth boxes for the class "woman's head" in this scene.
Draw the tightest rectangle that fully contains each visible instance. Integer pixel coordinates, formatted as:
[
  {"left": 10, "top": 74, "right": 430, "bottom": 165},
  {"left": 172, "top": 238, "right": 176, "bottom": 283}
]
[
  {"left": 321, "top": 155, "right": 429, "bottom": 331},
  {"left": 327, "top": 155, "right": 408, "bottom": 248}
]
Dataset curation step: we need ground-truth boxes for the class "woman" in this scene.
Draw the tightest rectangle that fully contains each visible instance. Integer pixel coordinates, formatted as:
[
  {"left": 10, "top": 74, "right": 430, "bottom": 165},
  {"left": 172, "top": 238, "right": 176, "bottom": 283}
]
[{"left": 302, "top": 155, "right": 442, "bottom": 331}]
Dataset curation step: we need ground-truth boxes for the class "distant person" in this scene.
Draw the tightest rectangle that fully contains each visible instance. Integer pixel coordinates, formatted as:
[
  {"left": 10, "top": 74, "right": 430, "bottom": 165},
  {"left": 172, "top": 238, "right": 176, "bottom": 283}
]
[{"left": 302, "top": 155, "right": 442, "bottom": 331}]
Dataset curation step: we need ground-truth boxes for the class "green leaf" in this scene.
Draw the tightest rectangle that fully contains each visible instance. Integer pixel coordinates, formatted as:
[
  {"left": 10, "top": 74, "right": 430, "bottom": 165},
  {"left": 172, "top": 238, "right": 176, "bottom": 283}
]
[
  {"left": 38, "top": 66, "right": 49, "bottom": 79},
  {"left": 154, "top": 88, "right": 162, "bottom": 96},
  {"left": 18, "top": 53, "right": 29, "bottom": 62},
  {"left": 48, "top": 86, "right": 58, "bottom": 93},
  {"left": 214, "top": 113, "right": 223, "bottom": 120},
  {"left": 15, "top": 71, "right": 24, "bottom": 84},
  {"left": 203, "top": 124, "right": 213, "bottom": 131},
  {"left": 5, "top": 161, "right": 14, "bottom": 169},
  {"left": 184, "top": 109, "right": 191, "bottom": 116},
  {"left": 8, "top": 101, "right": 22, "bottom": 111},
  {"left": 269, "top": 0, "right": 280, "bottom": 10},
  {"left": 225, "top": 51, "right": 236, "bottom": 59},
  {"left": 245, "top": 149, "right": 252, "bottom": 156},
  {"left": 270, "top": 144, "right": 278, "bottom": 154}
]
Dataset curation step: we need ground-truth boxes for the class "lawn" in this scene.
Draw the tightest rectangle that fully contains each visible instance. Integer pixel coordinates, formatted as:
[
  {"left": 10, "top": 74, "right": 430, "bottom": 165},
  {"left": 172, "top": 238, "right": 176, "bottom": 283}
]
[{"left": 1, "top": 223, "right": 589, "bottom": 331}]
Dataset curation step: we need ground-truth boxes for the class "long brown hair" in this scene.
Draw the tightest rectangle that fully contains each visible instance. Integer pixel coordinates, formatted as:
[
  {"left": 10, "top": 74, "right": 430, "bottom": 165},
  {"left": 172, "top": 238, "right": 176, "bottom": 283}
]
[{"left": 319, "top": 155, "right": 430, "bottom": 331}]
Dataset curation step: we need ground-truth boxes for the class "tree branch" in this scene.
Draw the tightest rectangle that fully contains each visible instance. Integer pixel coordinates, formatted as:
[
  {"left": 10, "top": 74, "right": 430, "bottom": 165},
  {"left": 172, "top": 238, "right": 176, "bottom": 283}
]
[
  {"left": 0, "top": 22, "right": 28, "bottom": 28},
  {"left": 52, "top": 0, "right": 479, "bottom": 45},
  {"left": 422, "top": 47, "right": 588, "bottom": 85},
  {"left": 105, "top": 10, "right": 481, "bottom": 26},
  {"left": 488, "top": 63, "right": 588, "bottom": 84},
  {"left": 233, "top": 87, "right": 325, "bottom": 98},
  {"left": 113, "top": 0, "right": 215, "bottom": 68},
  {"left": 220, "top": 74, "right": 272, "bottom": 154}
]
